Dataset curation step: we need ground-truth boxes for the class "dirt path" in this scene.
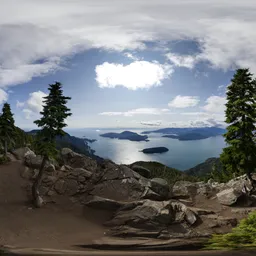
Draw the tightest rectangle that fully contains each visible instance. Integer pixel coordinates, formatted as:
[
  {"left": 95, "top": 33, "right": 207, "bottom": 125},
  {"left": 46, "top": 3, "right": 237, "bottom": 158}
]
[{"left": 0, "top": 162, "right": 107, "bottom": 249}]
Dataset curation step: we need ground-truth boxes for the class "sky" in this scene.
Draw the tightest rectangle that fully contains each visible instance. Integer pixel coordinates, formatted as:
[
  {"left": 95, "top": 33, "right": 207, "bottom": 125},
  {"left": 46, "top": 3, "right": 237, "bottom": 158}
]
[{"left": 0, "top": 0, "right": 255, "bottom": 129}]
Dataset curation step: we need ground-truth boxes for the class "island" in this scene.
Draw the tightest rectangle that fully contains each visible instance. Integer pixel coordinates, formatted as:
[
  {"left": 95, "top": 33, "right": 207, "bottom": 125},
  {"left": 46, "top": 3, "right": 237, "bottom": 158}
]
[
  {"left": 142, "top": 127, "right": 226, "bottom": 141},
  {"left": 141, "top": 147, "right": 169, "bottom": 154},
  {"left": 100, "top": 131, "right": 149, "bottom": 142}
]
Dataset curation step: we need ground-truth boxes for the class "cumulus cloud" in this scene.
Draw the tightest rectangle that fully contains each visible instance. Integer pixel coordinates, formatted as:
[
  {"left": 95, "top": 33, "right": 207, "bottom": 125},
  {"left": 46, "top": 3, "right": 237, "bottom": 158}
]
[
  {"left": 95, "top": 61, "right": 173, "bottom": 90},
  {"left": 0, "top": 89, "right": 8, "bottom": 105},
  {"left": 1, "top": 0, "right": 256, "bottom": 88},
  {"left": 19, "top": 90, "right": 47, "bottom": 119},
  {"left": 202, "top": 96, "right": 227, "bottom": 113},
  {"left": 168, "top": 95, "right": 200, "bottom": 108},
  {"left": 166, "top": 53, "right": 199, "bottom": 69},
  {"left": 99, "top": 108, "right": 170, "bottom": 116}
]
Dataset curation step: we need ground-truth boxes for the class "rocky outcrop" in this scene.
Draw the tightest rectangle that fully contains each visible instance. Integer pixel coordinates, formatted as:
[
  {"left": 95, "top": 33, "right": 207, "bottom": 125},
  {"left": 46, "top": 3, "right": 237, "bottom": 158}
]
[{"left": 130, "top": 165, "right": 151, "bottom": 178}]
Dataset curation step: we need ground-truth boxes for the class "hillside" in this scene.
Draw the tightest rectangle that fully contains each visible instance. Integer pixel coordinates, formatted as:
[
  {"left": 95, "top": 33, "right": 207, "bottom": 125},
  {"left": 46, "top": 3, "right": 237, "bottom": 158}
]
[
  {"left": 131, "top": 161, "right": 200, "bottom": 184},
  {"left": 26, "top": 129, "right": 103, "bottom": 162}
]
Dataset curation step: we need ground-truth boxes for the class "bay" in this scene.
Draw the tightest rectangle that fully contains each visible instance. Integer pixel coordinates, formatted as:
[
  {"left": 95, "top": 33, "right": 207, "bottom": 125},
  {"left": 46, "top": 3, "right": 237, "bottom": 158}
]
[{"left": 65, "top": 128, "right": 227, "bottom": 171}]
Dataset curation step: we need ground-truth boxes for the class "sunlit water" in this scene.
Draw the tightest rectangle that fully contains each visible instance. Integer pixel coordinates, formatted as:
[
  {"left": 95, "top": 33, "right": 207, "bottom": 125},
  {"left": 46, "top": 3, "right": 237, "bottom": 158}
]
[{"left": 66, "top": 128, "right": 227, "bottom": 171}]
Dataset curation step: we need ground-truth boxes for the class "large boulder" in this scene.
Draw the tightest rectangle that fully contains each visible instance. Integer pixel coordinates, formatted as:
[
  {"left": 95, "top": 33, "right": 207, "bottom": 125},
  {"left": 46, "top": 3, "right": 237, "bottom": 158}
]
[
  {"left": 12, "top": 147, "right": 35, "bottom": 160},
  {"left": 150, "top": 178, "right": 170, "bottom": 199},
  {"left": 89, "top": 161, "right": 147, "bottom": 201},
  {"left": 217, "top": 188, "right": 243, "bottom": 206},
  {"left": 172, "top": 181, "right": 198, "bottom": 199},
  {"left": 131, "top": 165, "right": 151, "bottom": 178},
  {"left": 61, "top": 148, "right": 97, "bottom": 172},
  {"left": 105, "top": 199, "right": 197, "bottom": 230}
]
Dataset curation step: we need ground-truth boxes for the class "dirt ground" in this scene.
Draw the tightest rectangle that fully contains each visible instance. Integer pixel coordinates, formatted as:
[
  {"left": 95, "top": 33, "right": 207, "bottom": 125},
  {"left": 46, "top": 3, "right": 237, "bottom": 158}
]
[{"left": 0, "top": 161, "right": 256, "bottom": 256}]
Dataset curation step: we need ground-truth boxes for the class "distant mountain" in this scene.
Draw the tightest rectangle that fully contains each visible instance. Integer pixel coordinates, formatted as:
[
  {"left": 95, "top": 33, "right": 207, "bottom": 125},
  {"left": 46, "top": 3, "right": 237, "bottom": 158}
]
[
  {"left": 100, "top": 131, "right": 149, "bottom": 142},
  {"left": 142, "top": 127, "right": 226, "bottom": 140},
  {"left": 141, "top": 147, "right": 169, "bottom": 154},
  {"left": 27, "top": 130, "right": 103, "bottom": 162}
]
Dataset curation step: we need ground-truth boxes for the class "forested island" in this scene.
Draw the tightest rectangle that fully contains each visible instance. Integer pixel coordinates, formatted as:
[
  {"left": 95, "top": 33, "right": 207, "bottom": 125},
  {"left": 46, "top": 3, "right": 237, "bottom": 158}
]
[
  {"left": 141, "top": 147, "right": 169, "bottom": 154},
  {"left": 100, "top": 131, "right": 149, "bottom": 141}
]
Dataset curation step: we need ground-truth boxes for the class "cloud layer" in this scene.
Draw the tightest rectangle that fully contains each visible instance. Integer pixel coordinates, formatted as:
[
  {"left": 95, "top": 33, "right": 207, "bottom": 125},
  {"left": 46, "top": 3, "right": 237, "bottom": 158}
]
[
  {"left": 99, "top": 108, "right": 170, "bottom": 116},
  {"left": 1, "top": 0, "right": 256, "bottom": 88}
]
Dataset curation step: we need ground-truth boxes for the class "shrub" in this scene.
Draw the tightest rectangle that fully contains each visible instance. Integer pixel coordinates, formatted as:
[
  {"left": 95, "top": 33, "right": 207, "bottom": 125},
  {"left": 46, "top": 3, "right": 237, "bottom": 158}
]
[{"left": 206, "top": 211, "right": 256, "bottom": 250}]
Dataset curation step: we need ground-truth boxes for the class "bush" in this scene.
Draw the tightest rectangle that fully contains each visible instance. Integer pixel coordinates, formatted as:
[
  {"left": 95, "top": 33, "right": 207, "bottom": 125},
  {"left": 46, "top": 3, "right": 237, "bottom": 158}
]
[
  {"left": 0, "top": 155, "right": 10, "bottom": 165},
  {"left": 206, "top": 211, "right": 256, "bottom": 250}
]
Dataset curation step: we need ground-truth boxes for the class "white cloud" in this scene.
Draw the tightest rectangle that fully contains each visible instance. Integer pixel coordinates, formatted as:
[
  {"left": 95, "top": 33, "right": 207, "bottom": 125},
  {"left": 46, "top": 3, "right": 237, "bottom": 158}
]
[
  {"left": 0, "top": 89, "right": 8, "bottom": 105},
  {"left": 168, "top": 95, "right": 200, "bottom": 108},
  {"left": 202, "top": 96, "right": 227, "bottom": 113},
  {"left": 140, "top": 120, "right": 162, "bottom": 126},
  {"left": 95, "top": 61, "right": 173, "bottom": 90},
  {"left": 19, "top": 90, "right": 47, "bottom": 119},
  {"left": 124, "top": 53, "right": 140, "bottom": 61},
  {"left": 2, "top": 0, "right": 256, "bottom": 88},
  {"left": 99, "top": 108, "right": 170, "bottom": 116},
  {"left": 166, "top": 53, "right": 198, "bottom": 69}
]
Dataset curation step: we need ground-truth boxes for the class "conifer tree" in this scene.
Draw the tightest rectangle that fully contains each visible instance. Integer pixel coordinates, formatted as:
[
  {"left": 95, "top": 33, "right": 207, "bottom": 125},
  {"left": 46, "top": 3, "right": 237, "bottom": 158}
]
[
  {"left": 220, "top": 69, "right": 256, "bottom": 183},
  {"left": 32, "top": 82, "right": 71, "bottom": 207},
  {"left": 0, "top": 103, "right": 16, "bottom": 155}
]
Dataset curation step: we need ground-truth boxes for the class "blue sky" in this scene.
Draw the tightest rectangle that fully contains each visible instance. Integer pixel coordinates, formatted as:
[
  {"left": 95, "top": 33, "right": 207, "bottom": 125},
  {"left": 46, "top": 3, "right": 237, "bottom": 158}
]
[{"left": 0, "top": 0, "right": 254, "bottom": 129}]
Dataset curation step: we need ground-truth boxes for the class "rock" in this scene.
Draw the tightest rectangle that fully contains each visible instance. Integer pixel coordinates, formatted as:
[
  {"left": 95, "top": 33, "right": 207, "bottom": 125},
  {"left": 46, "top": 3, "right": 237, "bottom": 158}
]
[
  {"left": 105, "top": 199, "right": 197, "bottom": 229},
  {"left": 24, "top": 154, "right": 43, "bottom": 169},
  {"left": 70, "top": 168, "right": 92, "bottom": 179},
  {"left": 45, "top": 164, "right": 55, "bottom": 173},
  {"left": 131, "top": 165, "right": 151, "bottom": 178},
  {"left": 12, "top": 147, "right": 35, "bottom": 160},
  {"left": 172, "top": 181, "right": 198, "bottom": 199},
  {"left": 217, "top": 188, "right": 243, "bottom": 206},
  {"left": 20, "top": 167, "right": 38, "bottom": 180},
  {"left": 85, "top": 196, "right": 124, "bottom": 211},
  {"left": 61, "top": 148, "right": 97, "bottom": 171},
  {"left": 150, "top": 178, "right": 170, "bottom": 199},
  {"left": 42, "top": 176, "right": 57, "bottom": 185},
  {"left": 188, "top": 207, "right": 215, "bottom": 216},
  {"left": 226, "top": 174, "right": 253, "bottom": 193},
  {"left": 202, "top": 214, "right": 237, "bottom": 228},
  {"left": 65, "top": 179, "right": 79, "bottom": 196},
  {"left": 6, "top": 152, "right": 17, "bottom": 162},
  {"left": 54, "top": 179, "right": 67, "bottom": 194},
  {"left": 141, "top": 187, "right": 164, "bottom": 201}
]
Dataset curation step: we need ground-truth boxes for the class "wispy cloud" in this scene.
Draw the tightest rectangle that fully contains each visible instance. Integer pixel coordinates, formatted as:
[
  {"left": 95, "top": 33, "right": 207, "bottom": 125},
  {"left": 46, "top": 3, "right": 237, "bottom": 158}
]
[
  {"left": 166, "top": 53, "right": 199, "bottom": 69},
  {"left": 99, "top": 108, "right": 170, "bottom": 116},
  {"left": 0, "top": 89, "right": 8, "bottom": 105},
  {"left": 140, "top": 120, "right": 162, "bottom": 126}
]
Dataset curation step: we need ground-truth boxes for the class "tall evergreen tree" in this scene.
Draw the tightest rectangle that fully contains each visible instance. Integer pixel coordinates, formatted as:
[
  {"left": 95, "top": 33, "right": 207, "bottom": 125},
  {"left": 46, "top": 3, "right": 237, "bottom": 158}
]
[
  {"left": 0, "top": 103, "right": 16, "bottom": 155},
  {"left": 220, "top": 69, "right": 256, "bottom": 183},
  {"left": 32, "top": 82, "right": 72, "bottom": 207}
]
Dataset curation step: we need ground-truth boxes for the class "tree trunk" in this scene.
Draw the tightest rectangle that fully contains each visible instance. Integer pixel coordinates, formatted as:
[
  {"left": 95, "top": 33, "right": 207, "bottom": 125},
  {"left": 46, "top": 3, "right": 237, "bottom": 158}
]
[
  {"left": 4, "top": 140, "right": 7, "bottom": 156},
  {"left": 32, "top": 156, "right": 47, "bottom": 208}
]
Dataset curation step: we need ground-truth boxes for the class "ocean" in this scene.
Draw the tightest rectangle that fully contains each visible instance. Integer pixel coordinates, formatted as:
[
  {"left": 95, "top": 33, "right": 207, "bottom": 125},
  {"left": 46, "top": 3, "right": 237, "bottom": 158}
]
[{"left": 65, "top": 128, "right": 227, "bottom": 171}]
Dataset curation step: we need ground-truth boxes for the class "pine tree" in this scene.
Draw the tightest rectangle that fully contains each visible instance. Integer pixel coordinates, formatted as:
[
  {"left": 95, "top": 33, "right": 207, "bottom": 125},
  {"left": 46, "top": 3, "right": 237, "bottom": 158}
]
[
  {"left": 32, "top": 82, "right": 72, "bottom": 207},
  {"left": 0, "top": 103, "right": 16, "bottom": 156},
  {"left": 220, "top": 69, "right": 256, "bottom": 183}
]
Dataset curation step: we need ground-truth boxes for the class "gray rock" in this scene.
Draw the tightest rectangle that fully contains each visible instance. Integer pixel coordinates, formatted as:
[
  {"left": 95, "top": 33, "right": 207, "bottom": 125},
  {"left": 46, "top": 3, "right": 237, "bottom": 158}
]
[
  {"left": 131, "top": 165, "right": 151, "bottom": 178},
  {"left": 141, "top": 187, "right": 164, "bottom": 201},
  {"left": 150, "top": 178, "right": 170, "bottom": 199},
  {"left": 217, "top": 188, "right": 243, "bottom": 206},
  {"left": 65, "top": 179, "right": 79, "bottom": 196},
  {"left": 45, "top": 164, "right": 55, "bottom": 173},
  {"left": 172, "top": 181, "right": 198, "bottom": 199},
  {"left": 54, "top": 179, "right": 67, "bottom": 194},
  {"left": 61, "top": 148, "right": 97, "bottom": 171},
  {"left": 12, "top": 147, "right": 35, "bottom": 160},
  {"left": 71, "top": 168, "right": 92, "bottom": 179},
  {"left": 85, "top": 196, "right": 124, "bottom": 211}
]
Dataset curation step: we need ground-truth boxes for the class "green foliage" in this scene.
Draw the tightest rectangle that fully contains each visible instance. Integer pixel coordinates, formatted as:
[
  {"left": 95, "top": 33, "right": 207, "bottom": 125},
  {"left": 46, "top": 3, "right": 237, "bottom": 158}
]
[
  {"left": 0, "top": 155, "right": 9, "bottom": 164},
  {"left": 132, "top": 161, "right": 200, "bottom": 185},
  {"left": 34, "top": 82, "right": 72, "bottom": 158},
  {"left": 206, "top": 211, "right": 256, "bottom": 250},
  {"left": 0, "top": 103, "right": 16, "bottom": 155},
  {"left": 220, "top": 69, "right": 256, "bottom": 178}
]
